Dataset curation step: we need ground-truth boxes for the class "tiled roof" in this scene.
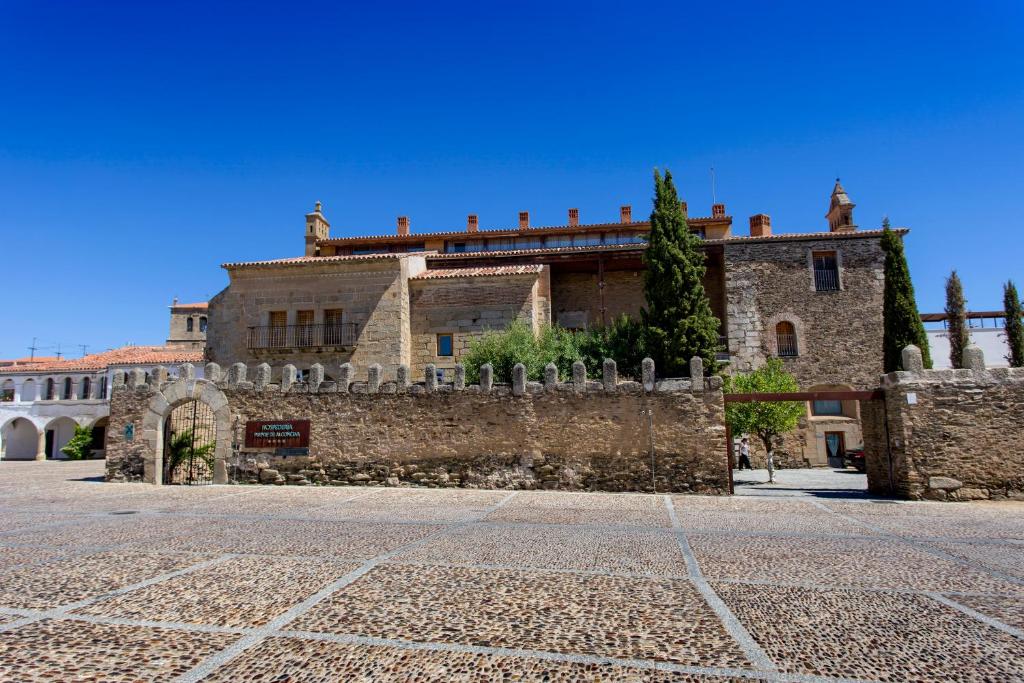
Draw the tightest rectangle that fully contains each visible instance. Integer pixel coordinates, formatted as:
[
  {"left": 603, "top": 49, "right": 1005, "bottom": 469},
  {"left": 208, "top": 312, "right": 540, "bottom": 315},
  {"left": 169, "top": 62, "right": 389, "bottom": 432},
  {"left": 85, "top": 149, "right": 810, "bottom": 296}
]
[
  {"left": 221, "top": 252, "right": 434, "bottom": 269},
  {"left": 412, "top": 265, "right": 546, "bottom": 280},
  {"left": 319, "top": 221, "right": 656, "bottom": 243},
  {"left": 704, "top": 227, "right": 905, "bottom": 245},
  {"left": 172, "top": 301, "right": 208, "bottom": 310},
  {"left": 427, "top": 243, "right": 646, "bottom": 259},
  {"left": 0, "top": 346, "right": 204, "bottom": 375},
  {"left": 0, "top": 356, "right": 60, "bottom": 366}
]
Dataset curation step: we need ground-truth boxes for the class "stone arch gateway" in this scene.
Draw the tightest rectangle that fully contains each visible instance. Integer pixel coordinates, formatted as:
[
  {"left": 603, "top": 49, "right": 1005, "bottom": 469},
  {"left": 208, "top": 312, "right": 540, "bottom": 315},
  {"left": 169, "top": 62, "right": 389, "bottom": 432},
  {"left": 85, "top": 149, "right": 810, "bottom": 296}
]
[{"left": 139, "top": 379, "right": 231, "bottom": 485}]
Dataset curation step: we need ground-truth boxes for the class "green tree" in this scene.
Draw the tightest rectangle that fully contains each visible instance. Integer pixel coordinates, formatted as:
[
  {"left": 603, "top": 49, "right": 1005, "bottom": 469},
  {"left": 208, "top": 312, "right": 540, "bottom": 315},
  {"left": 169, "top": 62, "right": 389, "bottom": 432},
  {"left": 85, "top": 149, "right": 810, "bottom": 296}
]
[
  {"left": 945, "top": 270, "right": 968, "bottom": 369},
  {"left": 59, "top": 425, "right": 94, "bottom": 460},
  {"left": 1004, "top": 280, "right": 1024, "bottom": 367},
  {"left": 881, "top": 219, "right": 932, "bottom": 371},
  {"left": 165, "top": 429, "right": 216, "bottom": 475},
  {"left": 724, "top": 359, "right": 805, "bottom": 474},
  {"left": 462, "top": 321, "right": 583, "bottom": 384},
  {"left": 641, "top": 169, "right": 720, "bottom": 376},
  {"left": 577, "top": 314, "right": 647, "bottom": 379}
]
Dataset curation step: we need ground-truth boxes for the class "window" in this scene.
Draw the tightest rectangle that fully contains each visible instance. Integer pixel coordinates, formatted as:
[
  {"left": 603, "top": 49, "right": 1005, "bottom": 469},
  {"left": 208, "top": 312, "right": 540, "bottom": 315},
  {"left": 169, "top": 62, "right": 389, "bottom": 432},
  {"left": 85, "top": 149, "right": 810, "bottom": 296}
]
[
  {"left": 296, "top": 310, "right": 314, "bottom": 347},
  {"left": 45, "top": 378, "right": 55, "bottom": 400},
  {"left": 324, "top": 309, "right": 344, "bottom": 345},
  {"left": 436, "top": 333, "right": 454, "bottom": 357},
  {"left": 1, "top": 381, "right": 13, "bottom": 402},
  {"left": 775, "top": 321, "right": 798, "bottom": 357},
  {"left": 99, "top": 376, "right": 108, "bottom": 399},
  {"left": 812, "top": 400, "right": 843, "bottom": 416},
  {"left": 81, "top": 377, "right": 91, "bottom": 399},
  {"left": 186, "top": 318, "right": 194, "bottom": 332},
  {"left": 813, "top": 251, "right": 840, "bottom": 291},
  {"left": 199, "top": 316, "right": 208, "bottom": 333},
  {"left": 62, "top": 377, "right": 73, "bottom": 400},
  {"left": 269, "top": 311, "right": 287, "bottom": 347}
]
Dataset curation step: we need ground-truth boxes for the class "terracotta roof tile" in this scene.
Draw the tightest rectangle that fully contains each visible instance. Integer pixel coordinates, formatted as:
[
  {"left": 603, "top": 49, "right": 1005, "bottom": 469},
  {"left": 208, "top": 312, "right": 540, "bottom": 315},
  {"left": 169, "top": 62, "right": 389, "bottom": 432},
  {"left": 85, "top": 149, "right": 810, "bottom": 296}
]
[
  {"left": 0, "top": 346, "right": 204, "bottom": 375},
  {"left": 221, "top": 252, "right": 434, "bottom": 269},
  {"left": 412, "top": 265, "right": 546, "bottom": 280},
  {"left": 172, "top": 301, "right": 208, "bottom": 310}
]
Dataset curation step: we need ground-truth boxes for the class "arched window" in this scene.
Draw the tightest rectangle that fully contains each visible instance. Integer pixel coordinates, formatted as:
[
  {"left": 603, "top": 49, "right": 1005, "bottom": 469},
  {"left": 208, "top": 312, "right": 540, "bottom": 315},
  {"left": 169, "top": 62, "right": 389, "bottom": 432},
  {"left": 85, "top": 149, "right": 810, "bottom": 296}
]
[
  {"left": 81, "top": 377, "right": 92, "bottom": 399},
  {"left": 776, "top": 322, "right": 798, "bottom": 357},
  {"left": 187, "top": 318, "right": 194, "bottom": 332},
  {"left": 45, "top": 378, "right": 55, "bottom": 400},
  {"left": 62, "top": 377, "right": 73, "bottom": 400},
  {"left": 199, "top": 316, "right": 208, "bottom": 333}
]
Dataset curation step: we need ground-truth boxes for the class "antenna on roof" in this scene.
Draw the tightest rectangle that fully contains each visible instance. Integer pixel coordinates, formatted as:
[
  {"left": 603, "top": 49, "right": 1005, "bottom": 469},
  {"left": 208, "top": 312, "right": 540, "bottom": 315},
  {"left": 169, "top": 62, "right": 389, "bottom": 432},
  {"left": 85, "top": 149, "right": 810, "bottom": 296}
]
[
  {"left": 55, "top": 343, "right": 63, "bottom": 360},
  {"left": 28, "top": 337, "right": 38, "bottom": 361},
  {"left": 710, "top": 167, "right": 717, "bottom": 204},
  {"left": 78, "top": 344, "right": 89, "bottom": 358}
]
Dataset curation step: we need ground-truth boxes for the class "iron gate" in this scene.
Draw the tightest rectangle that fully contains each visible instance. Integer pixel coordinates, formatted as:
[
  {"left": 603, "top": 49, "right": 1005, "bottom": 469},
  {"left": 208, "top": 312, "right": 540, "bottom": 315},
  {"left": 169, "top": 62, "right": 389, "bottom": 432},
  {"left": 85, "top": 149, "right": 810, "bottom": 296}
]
[{"left": 163, "top": 399, "right": 217, "bottom": 485}]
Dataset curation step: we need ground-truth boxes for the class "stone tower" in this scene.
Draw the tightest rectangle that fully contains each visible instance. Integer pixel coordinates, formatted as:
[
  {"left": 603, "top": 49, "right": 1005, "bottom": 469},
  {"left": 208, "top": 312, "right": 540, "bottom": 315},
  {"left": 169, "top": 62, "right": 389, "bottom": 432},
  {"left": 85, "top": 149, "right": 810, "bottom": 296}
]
[
  {"left": 825, "top": 179, "right": 856, "bottom": 232},
  {"left": 304, "top": 201, "right": 330, "bottom": 256}
]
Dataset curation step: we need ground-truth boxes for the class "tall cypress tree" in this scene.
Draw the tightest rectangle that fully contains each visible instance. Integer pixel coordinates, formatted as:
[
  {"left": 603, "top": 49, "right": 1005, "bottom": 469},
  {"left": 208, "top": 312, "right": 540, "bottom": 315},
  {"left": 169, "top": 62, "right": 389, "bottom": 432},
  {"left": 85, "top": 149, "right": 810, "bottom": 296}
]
[
  {"left": 881, "top": 221, "right": 932, "bottom": 371},
  {"left": 641, "top": 169, "right": 721, "bottom": 375},
  {"left": 945, "top": 270, "right": 968, "bottom": 368},
  {"left": 1003, "top": 280, "right": 1024, "bottom": 367}
]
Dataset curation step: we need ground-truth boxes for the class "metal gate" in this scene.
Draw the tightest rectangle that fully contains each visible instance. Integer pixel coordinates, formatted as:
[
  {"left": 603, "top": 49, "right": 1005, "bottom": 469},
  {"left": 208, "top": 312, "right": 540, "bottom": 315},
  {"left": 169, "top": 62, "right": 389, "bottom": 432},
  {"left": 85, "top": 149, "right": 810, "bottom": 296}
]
[{"left": 163, "top": 399, "right": 217, "bottom": 485}]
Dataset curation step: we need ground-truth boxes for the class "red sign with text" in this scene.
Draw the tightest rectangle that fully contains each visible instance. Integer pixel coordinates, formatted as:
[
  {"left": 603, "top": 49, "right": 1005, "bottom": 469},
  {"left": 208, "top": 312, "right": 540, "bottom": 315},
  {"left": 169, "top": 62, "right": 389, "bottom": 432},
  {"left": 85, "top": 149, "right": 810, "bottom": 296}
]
[{"left": 244, "top": 420, "right": 311, "bottom": 448}]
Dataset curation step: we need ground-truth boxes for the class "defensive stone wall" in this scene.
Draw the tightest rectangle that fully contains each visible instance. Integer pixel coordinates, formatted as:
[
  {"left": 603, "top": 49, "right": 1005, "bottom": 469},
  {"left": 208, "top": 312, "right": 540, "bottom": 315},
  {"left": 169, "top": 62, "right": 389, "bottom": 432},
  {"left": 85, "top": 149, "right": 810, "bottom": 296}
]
[
  {"left": 105, "top": 357, "right": 729, "bottom": 494},
  {"left": 868, "top": 345, "right": 1024, "bottom": 501}
]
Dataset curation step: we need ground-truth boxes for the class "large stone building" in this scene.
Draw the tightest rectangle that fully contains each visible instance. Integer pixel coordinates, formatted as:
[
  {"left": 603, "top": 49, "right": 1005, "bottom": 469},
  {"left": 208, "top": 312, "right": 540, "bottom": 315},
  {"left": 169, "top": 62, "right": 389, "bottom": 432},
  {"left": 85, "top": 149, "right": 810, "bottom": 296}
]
[{"left": 206, "top": 181, "right": 895, "bottom": 466}]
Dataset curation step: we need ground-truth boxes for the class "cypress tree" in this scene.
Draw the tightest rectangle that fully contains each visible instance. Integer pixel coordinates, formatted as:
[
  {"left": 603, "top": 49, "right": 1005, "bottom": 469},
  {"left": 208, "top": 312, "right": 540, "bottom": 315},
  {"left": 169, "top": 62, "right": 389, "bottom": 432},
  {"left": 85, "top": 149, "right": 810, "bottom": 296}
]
[
  {"left": 1004, "top": 280, "right": 1024, "bottom": 367},
  {"left": 945, "top": 270, "right": 968, "bottom": 368},
  {"left": 640, "top": 169, "right": 721, "bottom": 375},
  {"left": 881, "top": 221, "right": 932, "bottom": 371}
]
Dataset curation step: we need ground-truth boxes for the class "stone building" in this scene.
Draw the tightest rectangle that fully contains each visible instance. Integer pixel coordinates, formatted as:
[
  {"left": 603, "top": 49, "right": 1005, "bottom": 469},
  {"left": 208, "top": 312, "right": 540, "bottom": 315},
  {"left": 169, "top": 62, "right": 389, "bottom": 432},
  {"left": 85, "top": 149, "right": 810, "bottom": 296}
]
[
  {"left": 205, "top": 181, "right": 896, "bottom": 466},
  {"left": 166, "top": 299, "right": 209, "bottom": 350}
]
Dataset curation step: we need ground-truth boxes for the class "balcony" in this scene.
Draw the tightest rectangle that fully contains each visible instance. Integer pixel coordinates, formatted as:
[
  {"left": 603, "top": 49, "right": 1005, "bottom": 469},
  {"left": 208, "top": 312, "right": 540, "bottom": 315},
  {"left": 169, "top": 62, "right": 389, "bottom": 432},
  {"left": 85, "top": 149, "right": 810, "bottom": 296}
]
[
  {"left": 814, "top": 268, "right": 840, "bottom": 292},
  {"left": 247, "top": 323, "right": 358, "bottom": 350}
]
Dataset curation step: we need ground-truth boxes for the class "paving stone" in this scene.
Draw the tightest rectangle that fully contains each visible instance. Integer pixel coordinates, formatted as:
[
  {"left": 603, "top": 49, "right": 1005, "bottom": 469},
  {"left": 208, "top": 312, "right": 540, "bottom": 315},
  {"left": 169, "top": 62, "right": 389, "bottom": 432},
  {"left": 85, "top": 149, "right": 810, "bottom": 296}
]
[
  {"left": 392, "top": 523, "right": 686, "bottom": 575},
  {"left": 75, "top": 556, "right": 359, "bottom": 628},
  {"left": 0, "top": 618, "right": 236, "bottom": 681},
  {"left": 0, "top": 551, "right": 212, "bottom": 609},
  {"left": 203, "top": 637, "right": 753, "bottom": 682},
  {"left": 925, "top": 540, "right": 1024, "bottom": 579},
  {"left": 688, "top": 534, "right": 1024, "bottom": 594},
  {"left": 715, "top": 583, "right": 1024, "bottom": 682},
  {"left": 488, "top": 490, "right": 671, "bottom": 527},
  {"left": 952, "top": 593, "right": 1024, "bottom": 630},
  {"left": 290, "top": 564, "right": 751, "bottom": 668}
]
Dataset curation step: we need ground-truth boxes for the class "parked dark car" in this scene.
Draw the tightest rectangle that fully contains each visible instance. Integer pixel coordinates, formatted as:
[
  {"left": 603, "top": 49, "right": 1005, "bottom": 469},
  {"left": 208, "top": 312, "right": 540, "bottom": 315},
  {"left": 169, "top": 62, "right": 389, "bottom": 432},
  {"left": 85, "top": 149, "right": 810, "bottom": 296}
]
[{"left": 845, "top": 447, "right": 866, "bottom": 472}]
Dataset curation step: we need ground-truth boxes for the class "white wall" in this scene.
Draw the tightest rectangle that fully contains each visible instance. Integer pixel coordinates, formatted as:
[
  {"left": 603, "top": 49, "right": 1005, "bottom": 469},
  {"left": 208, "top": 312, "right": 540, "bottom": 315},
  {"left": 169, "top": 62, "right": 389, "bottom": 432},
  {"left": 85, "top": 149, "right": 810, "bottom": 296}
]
[{"left": 927, "top": 327, "right": 1010, "bottom": 369}]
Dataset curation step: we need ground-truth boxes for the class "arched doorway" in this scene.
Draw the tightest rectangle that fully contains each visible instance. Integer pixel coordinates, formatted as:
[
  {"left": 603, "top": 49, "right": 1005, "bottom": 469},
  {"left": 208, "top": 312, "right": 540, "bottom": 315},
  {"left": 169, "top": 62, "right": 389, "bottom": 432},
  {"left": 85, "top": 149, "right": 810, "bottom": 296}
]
[
  {"left": 1, "top": 418, "right": 40, "bottom": 460},
  {"left": 89, "top": 416, "right": 110, "bottom": 459},
  {"left": 162, "top": 399, "right": 217, "bottom": 485},
  {"left": 44, "top": 417, "right": 79, "bottom": 459}
]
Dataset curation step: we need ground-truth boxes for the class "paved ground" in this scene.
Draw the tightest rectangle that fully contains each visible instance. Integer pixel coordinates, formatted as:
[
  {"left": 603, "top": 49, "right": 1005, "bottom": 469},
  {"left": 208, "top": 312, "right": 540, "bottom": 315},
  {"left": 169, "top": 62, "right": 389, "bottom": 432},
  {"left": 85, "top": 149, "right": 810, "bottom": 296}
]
[
  {"left": 733, "top": 467, "right": 870, "bottom": 498},
  {"left": 0, "top": 461, "right": 1022, "bottom": 682}
]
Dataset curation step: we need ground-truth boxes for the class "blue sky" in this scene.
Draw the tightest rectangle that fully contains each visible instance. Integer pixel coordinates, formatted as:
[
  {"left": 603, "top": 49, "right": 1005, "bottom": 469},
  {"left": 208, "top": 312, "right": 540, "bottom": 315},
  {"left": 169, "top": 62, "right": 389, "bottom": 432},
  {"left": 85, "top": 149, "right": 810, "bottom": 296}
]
[{"left": 1, "top": 1, "right": 1022, "bottom": 358}]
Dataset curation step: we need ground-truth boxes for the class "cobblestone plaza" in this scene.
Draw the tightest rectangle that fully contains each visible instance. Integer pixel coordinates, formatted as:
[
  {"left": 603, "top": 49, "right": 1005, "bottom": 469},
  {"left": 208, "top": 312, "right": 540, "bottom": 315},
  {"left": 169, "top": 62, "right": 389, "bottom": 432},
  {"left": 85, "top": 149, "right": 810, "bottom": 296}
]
[{"left": 0, "top": 461, "right": 1022, "bottom": 682}]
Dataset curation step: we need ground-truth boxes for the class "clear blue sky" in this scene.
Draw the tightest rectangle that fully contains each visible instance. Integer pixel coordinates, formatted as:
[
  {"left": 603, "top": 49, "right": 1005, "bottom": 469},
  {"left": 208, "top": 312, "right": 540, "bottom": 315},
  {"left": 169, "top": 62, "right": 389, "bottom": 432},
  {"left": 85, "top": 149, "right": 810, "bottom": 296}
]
[{"left": 2, "top": 1, "right": 1022, "bottom": 359}]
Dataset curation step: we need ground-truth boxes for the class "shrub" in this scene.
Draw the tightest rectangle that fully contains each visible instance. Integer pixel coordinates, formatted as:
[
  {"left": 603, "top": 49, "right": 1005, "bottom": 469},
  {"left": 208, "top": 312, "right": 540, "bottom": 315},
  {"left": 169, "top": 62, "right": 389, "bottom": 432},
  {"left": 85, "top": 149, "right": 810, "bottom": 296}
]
[
  {"left": 577, "top": 314, "right": 648, "bottom": 380},
  {"left": 60, "top": 425, "right": 94, "bottom": 460},
  {"left": 462, "top": 320, "right": 583, "bottom": 384}
]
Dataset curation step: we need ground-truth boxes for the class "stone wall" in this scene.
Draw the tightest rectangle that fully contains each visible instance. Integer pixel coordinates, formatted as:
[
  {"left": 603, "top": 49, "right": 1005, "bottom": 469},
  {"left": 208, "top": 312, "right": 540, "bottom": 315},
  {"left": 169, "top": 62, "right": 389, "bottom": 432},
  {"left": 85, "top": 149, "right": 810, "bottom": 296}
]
[
  {"left": 724, "top": 234, "right": 885, "bottom": 388},
  {"left": 551, "top": 270, "right": 645, "bottom": 329},
  {"left": 868, "top": 346, "right": 1024, "bottom": 501},
  {"left": 105, "top": 359, "right": 730, "bottom": 495},
  {"left": 206, "top": 256, "right": 424, "bottom": 380},
  {"left": 408, "top": 270, "right": 547, "bottom": 380}
]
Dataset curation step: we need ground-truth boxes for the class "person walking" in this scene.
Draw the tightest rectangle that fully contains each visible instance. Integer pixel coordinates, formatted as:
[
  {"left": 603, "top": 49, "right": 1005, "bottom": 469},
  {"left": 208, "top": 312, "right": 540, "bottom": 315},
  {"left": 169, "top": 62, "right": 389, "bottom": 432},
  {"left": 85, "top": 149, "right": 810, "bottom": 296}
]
[{"left": 738, "top": 438, "right": 753, "bottom": 470}]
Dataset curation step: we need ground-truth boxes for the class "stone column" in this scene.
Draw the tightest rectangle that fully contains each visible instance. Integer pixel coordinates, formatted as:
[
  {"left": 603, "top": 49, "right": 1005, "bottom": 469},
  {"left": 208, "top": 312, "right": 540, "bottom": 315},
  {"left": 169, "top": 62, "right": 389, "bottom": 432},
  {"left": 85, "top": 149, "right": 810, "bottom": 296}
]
[
  {"left": 204, "top": 363, "right": 223, "bottom": 383},
  {"left": 544, "top": 362, "right": 558, "bottom": 390},
  {"left": 454, "top": 364, "right": 465, "bottom": 391},
  {"left": 281, "top": 364, "right": 297, "bottom": 392},
  {"left": 227, "top": 363, "right": 247, "bottom": 385},
  {"left": 337, "top": 363, "right": 353, "bottom": 393},
  {"left": 572, "top": 361, "right": 586, "bottom": 390},
  {"left": 901, "top": 345, "right": 924, "bottom": 373},
  {"left": 367, "top": 364, "right": 383, "bottom": 393},
  {"left": 309, "top": 363, "right": 325, "bottom": 392},
  {"left": 690, "top": 356, "right": 704, "bottom": 392},
  {"left": 963, "top": 344, "right": 986, "bottom": 371},
  {"left": 480, "top": 364, "right": 493, "bottom": 392},
  {"left": 425, "top": 364, "right": 437, "bottom": 392},
  {"left": 35, "top": 428, "right": 46, "bottom": 461},
  {"left": 642, "top": 358, "right": 655, "bottom": 393},
  {"left": 512, "top": 363, "right": 526, "bottom": 396},
  {"left": 602, "top": 359, "right": 617, "bottom": 392},
  {"left": 397, "top": 365, "right": 411, "bottom": 389},
  {"left": 253, "top": 363, "right": 272, "bottom": 390},
  {"left": 179, "top": 363, "right": 196, "bottom": 381}
]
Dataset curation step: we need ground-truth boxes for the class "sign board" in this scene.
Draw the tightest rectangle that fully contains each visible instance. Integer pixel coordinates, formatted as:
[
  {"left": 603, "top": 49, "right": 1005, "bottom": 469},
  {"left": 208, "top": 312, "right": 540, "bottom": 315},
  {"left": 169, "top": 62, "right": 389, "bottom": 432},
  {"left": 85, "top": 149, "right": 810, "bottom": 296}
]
[
  {"left": 124, "top": 423, "right": 134, "bottom": 441},
  {"left": 906, "top": 392, "right": 918, "bottom": 405},
  {"left": 244, "top": 420, "right": 311, "bottom": 449}
]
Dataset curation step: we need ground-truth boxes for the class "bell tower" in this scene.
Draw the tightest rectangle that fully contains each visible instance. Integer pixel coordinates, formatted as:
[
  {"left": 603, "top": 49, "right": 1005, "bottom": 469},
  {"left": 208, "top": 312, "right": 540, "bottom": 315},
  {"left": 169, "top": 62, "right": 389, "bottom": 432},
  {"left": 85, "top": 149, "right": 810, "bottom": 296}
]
[
  {"left": 825, "top": 179, "right": 856, "bottom": 232},
  {"left": 304, "top": 201, "right": 330, "bottom": 256}
]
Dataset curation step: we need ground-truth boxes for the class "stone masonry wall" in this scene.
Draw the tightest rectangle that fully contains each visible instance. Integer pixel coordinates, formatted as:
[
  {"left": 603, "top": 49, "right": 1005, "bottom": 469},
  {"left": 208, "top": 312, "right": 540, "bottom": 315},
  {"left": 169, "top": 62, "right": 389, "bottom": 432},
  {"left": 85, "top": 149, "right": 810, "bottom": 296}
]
[
  {"left": 408, "top": 271, "right": 545, "bottom": 380},
  {"left": 724, "top": 235, "right": 885, "bottom": 388},
  {"left": 870, "top": 349, "right": 1024, "bottom": 501},
  {"left": 105, "top": 359, "right": 730, "bottom": 495}
]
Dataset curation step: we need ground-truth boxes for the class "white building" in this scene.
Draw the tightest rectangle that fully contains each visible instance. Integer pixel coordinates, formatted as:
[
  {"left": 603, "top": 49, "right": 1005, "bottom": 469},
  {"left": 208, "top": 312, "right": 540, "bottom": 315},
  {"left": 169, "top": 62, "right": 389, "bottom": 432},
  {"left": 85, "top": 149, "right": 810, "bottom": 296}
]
[
  {"left": 923, "top": 311, "right": 1013, "bottom": 369},
  {"left": 0, "top": 346, "right": 204, "bottom": 460}
]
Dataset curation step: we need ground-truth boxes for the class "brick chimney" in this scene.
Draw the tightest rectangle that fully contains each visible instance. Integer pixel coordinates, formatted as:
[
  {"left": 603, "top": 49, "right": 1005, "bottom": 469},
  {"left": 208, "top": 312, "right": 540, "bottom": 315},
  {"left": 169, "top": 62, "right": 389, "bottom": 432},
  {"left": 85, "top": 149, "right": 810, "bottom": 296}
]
[
  {"left": 620, "top": 205, "right": 632, "bottom": 223},
  {"left": 519, "top": 211, "right": 530, "bottom": 230},
  {"left": 467, "top": 214, "right": 479, "bottom": 233},
  {"left": 712, "top": 203, "right": 726, "bottom": 218},
  {"left": 680, "top": 201, "right": 688, "bottom": 218},
  {"left": 568, "top": 208, "right": 579, "bottom": 227},
  {"left": 397, "top": 216, "right": 410, "bottom": 236},
  {"left": 749, "top": 214, "right": 771, "bottom": 237}
]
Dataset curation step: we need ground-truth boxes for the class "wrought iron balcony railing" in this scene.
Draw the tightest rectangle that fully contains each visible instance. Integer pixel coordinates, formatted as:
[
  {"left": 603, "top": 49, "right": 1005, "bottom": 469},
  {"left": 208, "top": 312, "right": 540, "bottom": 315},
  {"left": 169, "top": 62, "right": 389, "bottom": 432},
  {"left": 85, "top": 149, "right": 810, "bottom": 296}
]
[
  {"left": 247, "top": 323, "right": 358, "bottom": 350},
  {"left": 814, "top": 268, "right": 840, "bottom": 292},
  {"left": 776, "top": 333, "right": 799, "bottom": 357}
]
